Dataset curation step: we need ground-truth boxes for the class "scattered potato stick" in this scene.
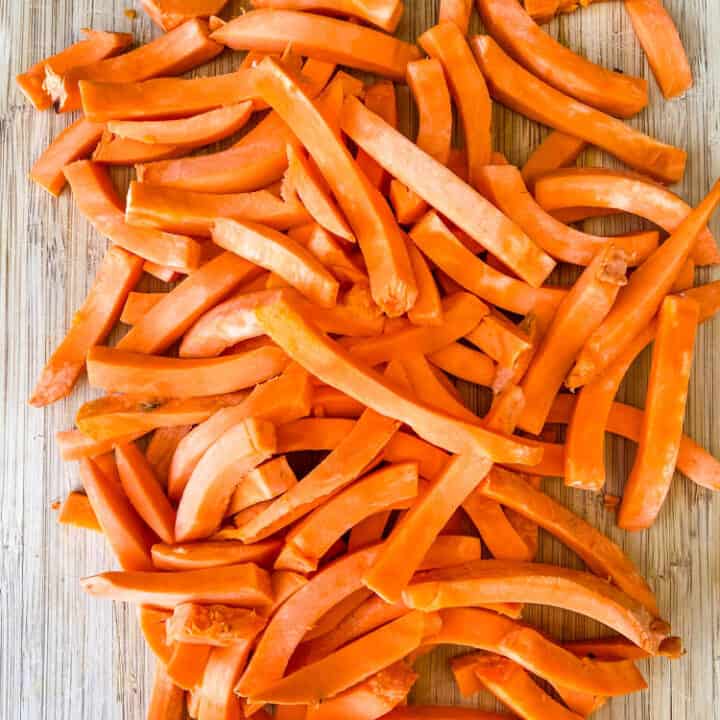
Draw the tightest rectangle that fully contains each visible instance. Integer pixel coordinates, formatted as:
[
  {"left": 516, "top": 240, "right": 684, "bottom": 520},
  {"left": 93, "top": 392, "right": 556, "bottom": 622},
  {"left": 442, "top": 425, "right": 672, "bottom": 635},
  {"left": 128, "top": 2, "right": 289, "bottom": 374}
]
[
  {"left": 167, "top": 603, "right": 266, "bottom": 647},
  {"left": 428, "top": 343, "right": 497, "bottom": 387},
  {"left": 165, "top": 641, "right": 212, "bottom": 690},
  {"left": 138, "top": 607, "right": 174, "bottom": 665},
  {"left": 120, "top": 292, "right": 165, "bottom": 325},
  {"left": 140, "top": 0, "right": 230, "bottom": 31},
  {"left": 146, "top": 665, "right": 185, "bottom": 720},
  {"left": 356, "top": 80, "right": 398, "bottom": 191},
  {"left": 92, "top": 132, "right": 187, "bottom": 164},
  {"left": 152, "top": 540, "right": 281, "bottom": 571},
  {"left": 227, "top": 455, "right": 297, "bottom": 515},
  {"left": 471, "top": 35, "right": 687, "bottom": 184},
  {"left": 57, "top": 492, "right": 102, "bottom": 532},
  {"left": 145, "top": 425, "right": 191, "bottom": 487},
  {"left": 521, "top": 131, "right": 585, "bottom": 189}
]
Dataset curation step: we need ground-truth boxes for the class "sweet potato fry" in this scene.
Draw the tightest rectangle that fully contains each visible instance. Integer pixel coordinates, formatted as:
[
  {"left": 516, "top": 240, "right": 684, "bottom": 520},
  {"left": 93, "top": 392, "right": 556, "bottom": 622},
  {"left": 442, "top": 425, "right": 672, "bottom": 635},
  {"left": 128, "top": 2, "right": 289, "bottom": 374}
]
[
  {"left": 57, "top": 492, "right": 102, "bottom": 532},
  {"left": 521, "top": 131, "right": 585, "bottom": 189},
  {"left": 140, "top": 0, "right": 230, "bottom": 31},
  {"left": 250, "top": 0, "right": 404, "bottom": 31},
  {"left": 147, "top": 665, "right": 185, "bottom": 720}
]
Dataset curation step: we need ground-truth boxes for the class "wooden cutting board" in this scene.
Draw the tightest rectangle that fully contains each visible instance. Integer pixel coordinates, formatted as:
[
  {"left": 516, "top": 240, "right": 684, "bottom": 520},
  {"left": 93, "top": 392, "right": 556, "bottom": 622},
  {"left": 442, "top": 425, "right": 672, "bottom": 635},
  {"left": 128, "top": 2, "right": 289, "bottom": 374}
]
[{"left": 1, "top": 1, "right": 718, "bottom": 718}]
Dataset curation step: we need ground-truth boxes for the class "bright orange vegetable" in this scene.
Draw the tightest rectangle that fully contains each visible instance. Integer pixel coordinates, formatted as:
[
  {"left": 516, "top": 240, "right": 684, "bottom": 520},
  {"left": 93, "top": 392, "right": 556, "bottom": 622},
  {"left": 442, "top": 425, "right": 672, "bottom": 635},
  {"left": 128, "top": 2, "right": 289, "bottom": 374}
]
[
  {"left": 45, "top": 20, "right": 222, "bottom": 113},
  {"left": 568, "top": 179, "right": 720, "bottom": 388},
  {"left": 212, "top": 10, "right": 420, "bottom": 80},
  {"left": 249, "top": 611, "right": 430, "bottom": 703},
  {"left": 304, "top": 663, "right": 417, "bottom": 720},
  {"left": 92, "top": 132, "right": 187, "bottom": 164},
  {"left": 250, "top": 0, "right": 404, "bottom": 31},
  {"left": 197, "top": 640, "right": 255, "bottom": 720},
  {"left": 57, "top": 428, "right": 147, "bottom": 461},
  {"left": 471, "top": 35, "right": 687, "bottom": 184},
  {"left": 168, "top": 368, "right": 311, "bottom": 500},
  {"left": 138, "top": 606, "right": 174, "bottom": 664},
  {"left": 81, "top": 562, "right": 273, "bottom": 608},
  {"left": 147, "top": 665, "right": 185, "bottom": 720},
  {"left": 290, "top": 224, "right": 368, "bottom": 285},
  {"left": 120, "top": 292, "right": 165, "bottom": 325},
  {"left": 383, "top": 707, "right": 510, "bottom": 720},
  {"left": 478, "top": 0, "right": 647, "bottom": 117},
  {"left": 477, "top": 466, "right": 659, "bottom": 613},
  {"left": 237, "top": 546, "right": 381, "bottom": 697},
  {"left": 79, "top": 457, "right": 155, "bottom": 571},
  {"left": 57, "top": 492, "right": 102, "bottom": 532},
  {"left": 518, "top": 243, "right": 628, "bottom": 434},
  {"left": 30, "top": 118, "right": 104, "bottom": 196},
  {"left": 427, "top": 607, "right": 647, "bottom": 695},
  {"left": 167, "top": 603, "right": 266, "bottom": 647},
  {"left": 119, "top": 253, "right": 261, "bottom": 355},
  {"left": 439, "top": 0, "right": 473, "bottom": 33},
  {"left": 256, "top": 290, "right": 542, "bottom": 464},
  {"left": 521, "top": 131, "right": 585, "bottom": 189},
  {"left": 472, "top": 654, "right": 583, "bottom": 720},
  {"left": 166, "top": 642, "right": 212, "bottom": 690},
  {"left": 342, "top": 97, "right": 556, "bottom": 288},
  {"left": 16, "top": 28, "right": 132, "bottom": 110},
  {"left": 275, "top": 463, "right": 419, "bottom": 573},
  {"left": 418, "top": 23, "right": 492, "bottom": 189},
  {"left": 175, "top": 418, "right": 276, "bottom": 542},
  {"left": 404, "top": 560, "right": 670, "bottom": 652},
  {"left": 145, "top": 426, "right": 192, "bottom": 487},
  {"left": 564, "top": 635, "right": 684, "bottom": 661},
  {"left": 476, "top": 165, "right": 659, "bottom": 267},
  {"left": 625, "top": 0, "right": 692, "bottom": 99},
  {"left": 29, "top": 246, "right": 143, "bottom": 407},
  {"left": 86, "top": 345, "right": 288, "bottom": 397},
  {"left": 63, "top": 161, "right": 203, "bottom": 271},
  {"left": 428, "top": 342, "right": 497, "bottom": 387},
  {"left": 618, "top": 296, "right": 699, "bottom": 530},
  {"left": 533, "top": 167, "right": 720, "bottom": 266},
  {"left": 253, "top": 58, "right": 417, "bottom": 317},
  {"left": 140, "top": 0, "right": 230, "bottom": 31},
  {"left": 213, "top": 219, "right": 339, "bottom": 308},
  {"left": 227, "top": 456, "right": 297, "bottom": 515}
]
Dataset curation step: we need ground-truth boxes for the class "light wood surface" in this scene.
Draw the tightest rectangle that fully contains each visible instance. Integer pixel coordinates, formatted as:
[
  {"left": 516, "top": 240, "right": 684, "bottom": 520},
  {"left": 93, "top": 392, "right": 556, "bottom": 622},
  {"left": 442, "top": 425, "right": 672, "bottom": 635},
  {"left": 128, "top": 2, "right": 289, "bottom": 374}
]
[{"left": 1, "top": 1, "right": 718, "bottom": 718}]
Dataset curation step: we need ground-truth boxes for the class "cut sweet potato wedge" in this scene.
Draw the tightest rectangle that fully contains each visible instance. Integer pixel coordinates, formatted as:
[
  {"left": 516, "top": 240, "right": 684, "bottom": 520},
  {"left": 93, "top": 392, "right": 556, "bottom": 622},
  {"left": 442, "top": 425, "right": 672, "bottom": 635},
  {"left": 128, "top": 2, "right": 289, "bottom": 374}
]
[
  {"left": 147, "top": 665, "right": 185, "bottom": 720},
  {"left": 152, "top": 540, "right": 281, "bottom": 571},
  {"left": 57, "top": 492, "right": 102, "bottom": 532},
  {"left": 167, "top": 603, "right": 266, "bottom": 647},
  {"left": 140, "top": 0, "right": 230, "bottom": 31},
  {"left": 227, "top": 456, "right": 298, "bottom": 515},
  {"left": 521, "top": 131, "right": 585, "bottom": 189}
]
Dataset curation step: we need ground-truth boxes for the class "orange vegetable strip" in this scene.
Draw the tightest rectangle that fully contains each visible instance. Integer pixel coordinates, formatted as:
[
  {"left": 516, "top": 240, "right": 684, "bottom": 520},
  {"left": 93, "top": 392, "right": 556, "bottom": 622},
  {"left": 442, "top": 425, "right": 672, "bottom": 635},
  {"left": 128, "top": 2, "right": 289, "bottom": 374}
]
[
  {"left": 63, "top": 160, "right": 203, "bottom": 271},
  {"left": 176, "top": 418, "right": 276, "bottom": 542},
  {"left": 81, "top": 563, "right": 272, "bottom": 609},
  {"left": 168, "top": 369, "right": 311, "bottom": 500},
  {"left": 286, "top": 144, "right": 353, "bottom": 241},
  {"left": 409, "top": 211, "right": 566, "bottom": 315},
  {"left": 121, "top": 292, "right": 165, "bottom": 325},
  {"left": 363, "top": 454, "right": 492, "bottom": 603},
  {"left": 302, "top": 589, "right": 374, "bottom": 643},
  {"left": 92, "top": 132, "right": 187, "bottom": 164},
  {"left": 140, "top": 0, "right": 229, "bottom": 30},
  {"left": 404, "top": 560, "right": 669, "bottom": 652},
  {"left": 57, "top": 429, "right": 146, "bottom": 461},
  {"left": 346, "top": 512, "right": 392, "bottom": 551},
  {"left": 418, "top": 23, "right": 492, "bottom": 189},
  {"left": 227, "top": 456, "right": 297, "bottom": 515},
  {"left": 275, "top": 463, "right": 419, "bottom": 573},
  {"left": 45, "top": 19, "right": 223, "bottom": 113},
  {"left": 30, "top": 118, "right": 104, "bottom": 196},
  {"left": 534, "top": 167, "right": 720, "bottom": 266},
  {"left": 471, "top": 35, "right": 687, "bottom": 184},
  {"left": 115, "top": 442, "right": 176, "bottom": 544},
  {"left": 81, "top": 71, "right": 262, "bottom": 122},
  {"left": 466, "top": 311, "right": 532, "bottom": 374},
  {"left": 476, "top": 165, "right": 659, "bottom": 267},
  {"left": 86, "top": 345, "right": 287, "bottom": 398},
  {"left": 407, "top": 244, "right": 443, "bottom": 326},
  {"left": 401, "top": 352, "right": 479, "bottom": 424},
  {"left": 16, "top": 29, "right": 132, "bottom": 110},
  {"left": 146, "top": 426, "right": 191, "bottom": 487},
  {"left": 439, "top": 0, "right": 473, "bottom": 33},
  {"left": 249, "top": 611, "right": 429, "bottom": 703},
  {"left": 428, "top": 607, "right": 646, "bottom": 696},
  {"left": 477, "top": 466, "right": 659, "bottom": 613},
  {"left": 236, "top": 400, "right": 400, "bottom": 542},
  {"left": 276, "top": 706, "right": 308, "bottom": 720},
  {"left": 213, "top": 219, "right": 339, "bottom": 308},
  {"left": 152, "top": 540, "right": 281, "bottom": 571},
  {"left": 138, "top": 606, "right": 174, "bottom": 664},
  {"left": 79, "top": 457, "right": 155, "bottom": 571},
  {"left": 565, "top": 635, "right": 684, "bottom": 661},
  {"left": 568, "top": 179, "right": 720, "bottom": 387},
  {"left": 250, "top": 0, "right": 403, "bottom": 31},
  {"left": 257, "top": 290, "right": 542, "bottom": 464},
  {"left": 57, "top": 492, "right": 102, "bottom": 532},
  {"left": 472, "top": 654, "right": 583, "bottom": 720},
  {"left": 166, "top": 642, "right": 212, "bottom": 690},
  {"left": 197, "top": 640, "right": 255, "bottom": 720},
  {"left": 147, "top": 665, "right": 185, "bottom": 720},
  {"left": 672, "top": 258, "right": 696, "bottom": 292},
  {"left": 237, "top": 546, "right": 381, "bottom": 697},
  {"left": 254, "top": 58, "right": 417, "bottom": 317},
  {"left": 625, "top": 0, "right": 692, "bottom": 99},
  {"left": 312, "top": 387, "right": 365, "bottom": 419},
  {"left": 212, "top": 10, "right": 420, "bottom": 80},
  {"left": 118, "top": 253, "right": 262, "bottom": 354},
  {"left": 478, "top": 0, "right": 647, "bottom": 117},
  {"left": 428, "top": 343, "right": 497, "bottom": 387},
  {"left": 521, "top": 131, "right": 586, "bottom": 189},
  {"left": 143, "top": 262, "right": 181, "bottom": 282},
  {"left": 400, "top": 705, "right": 519, "bottom": 720},
  {"left": 28, "top": 247, "right": 143, "bottom": 407},
  {"left": 343, "top": 98, "right": 555, "bottom": 287},
  {"left": 518, "top": 243, "right": 627, "bottom": 434},
  {"left": 618, "top": 296, "right": 699, "bottom": 530},
  {"left": 290, "top": 224, "right": 368, "bottom": 285},
  {"left": 76, "top": 393, "right": 246, "bottom": 443},
  {"left": 348, "top": 292, "right": 489, "bottom": 366},
  {"left": 167, "top": 603, "right": 266, "bottom": 647}
]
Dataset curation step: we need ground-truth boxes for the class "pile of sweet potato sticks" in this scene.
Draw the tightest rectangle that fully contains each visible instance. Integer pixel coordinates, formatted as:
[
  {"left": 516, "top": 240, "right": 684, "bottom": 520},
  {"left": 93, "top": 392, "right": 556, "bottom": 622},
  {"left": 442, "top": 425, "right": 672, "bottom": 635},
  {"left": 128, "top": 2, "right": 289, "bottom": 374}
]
[{"left": 19, "top": 0, "right": 720, "bottom": 717}]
